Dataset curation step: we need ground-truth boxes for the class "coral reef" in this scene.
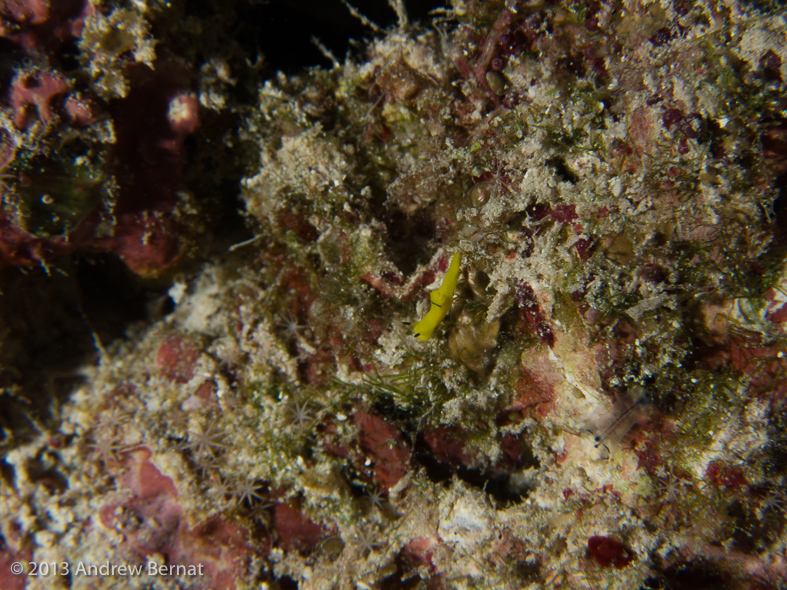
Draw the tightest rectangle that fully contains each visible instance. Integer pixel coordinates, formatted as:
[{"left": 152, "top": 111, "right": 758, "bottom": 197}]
[{"left": 2, "top": 0, "right": 787, "bottom": 589}]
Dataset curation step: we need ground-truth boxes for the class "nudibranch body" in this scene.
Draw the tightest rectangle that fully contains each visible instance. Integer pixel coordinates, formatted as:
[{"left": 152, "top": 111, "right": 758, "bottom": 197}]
[{"left": 413, "top": 252, "right": 461, "bottom": 340}]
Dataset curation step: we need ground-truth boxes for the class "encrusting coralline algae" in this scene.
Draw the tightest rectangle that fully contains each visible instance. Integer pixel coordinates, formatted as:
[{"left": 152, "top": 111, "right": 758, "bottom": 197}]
[{"left": 1, "top": 0, "right": 787, "bottom": 588}]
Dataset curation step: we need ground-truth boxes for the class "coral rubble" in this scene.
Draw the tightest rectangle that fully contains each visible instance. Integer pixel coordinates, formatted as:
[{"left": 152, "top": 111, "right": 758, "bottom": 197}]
[{"left": 2, "top": 0, "right": 787, "bottom": 589}]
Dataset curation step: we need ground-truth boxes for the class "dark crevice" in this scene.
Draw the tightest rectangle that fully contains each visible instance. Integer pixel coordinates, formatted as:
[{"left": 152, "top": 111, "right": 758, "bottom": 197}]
[
  {"left": 414, "top": 433, "right": 538, "bottom": 505},
  {"left": 657, "top": 559, "right": 729, "bottom": 590},
  {"left": 0, "top": 392, "right": 36, "bottom": 450},
  {"left": 58, "top": 39, "right": 82, "bottom": 73},
  {"left": 770, "top": 171, "right": 787, "bottom": 249},
  {"left": 0, "top": 255, "right": 176, "bottom": 446},
  {"left": 383, "top": 209, "right": 436, "bottom": 276},
  {"left": 276, "top": 575, "right": 299, "bottom": 590},
  {"left": 0, "top": 266, "right": 98, "bottom": 431},
  {"left": 545, "top": 156, "right": 578, "bottom": 184},
  {"left": 0, "top": 459, "right": 15, "bottom": 488},
  {"left": 24, "top": 457, "right": 68, "bottom": 495},
  {"left": 75, "top": 254, "right": 173, "bottom": 344}
]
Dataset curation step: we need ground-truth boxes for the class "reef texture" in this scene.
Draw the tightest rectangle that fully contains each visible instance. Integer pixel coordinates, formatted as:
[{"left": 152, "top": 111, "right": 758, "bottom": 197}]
[
  {"left": 0, "top": 0, "right": 251, "bottom": 276},
  {"left": 3, "top": 0, "right": 787, "bottom": 589}
]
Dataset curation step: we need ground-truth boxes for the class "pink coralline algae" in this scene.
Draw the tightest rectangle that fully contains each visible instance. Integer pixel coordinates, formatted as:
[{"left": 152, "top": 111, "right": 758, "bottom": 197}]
[
  {"left": 353, "top": 411, "right": 411, "bottom": 490},
  {"left": 101, "top": 66, "right": 201, "bottom": 275},
  {"left": 99, "top": 449, "right": 183, "bottom": 556},
  {"left": 156, "top": 334, "right": 201, "bottom": 383},
  {"left": 0, "top": 211, "right": 69, "bottom": 268},
  {"left": 0, "top": 7, "right": 201, "bottom": 277},
  {"left": 99, "top": 449, "right": 255, "bottom": 590},
  {"left": 272, "top": 501, "right": 327, "bottom": 555},
  {"left": 9, "top": 70, "right": 70, "bottom": 128},
  {"left": 422, "top": 425, "right": 479, "bottom": 468},
  {"left": 0, "top": 524, "right": 30, "bottom": 590},
  {"left": 400, "top": 537, "right": 438, "bottom": 572},
  {"left": 103, "top": 211, "right": 191, "bottom": 277},
  {"left": 505, "top": 367, "right": 555, "bottom": 420},
  {"left": 705, "top": 461, "right": 748, "bottom": 491},
  {"left": 0, "top": 0, "right": 93, "bottom": 50},
  {"left": 587, "top": 536, "right": 635, "bottom": 568},
  {"left": 0, "top": 65, "right": 200, "bottom": 275}
]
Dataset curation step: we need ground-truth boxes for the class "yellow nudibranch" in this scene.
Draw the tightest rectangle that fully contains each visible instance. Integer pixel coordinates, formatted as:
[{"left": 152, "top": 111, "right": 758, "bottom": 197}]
[{"left": 413, "top": 252, "right": 461, "bottom": 340}]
